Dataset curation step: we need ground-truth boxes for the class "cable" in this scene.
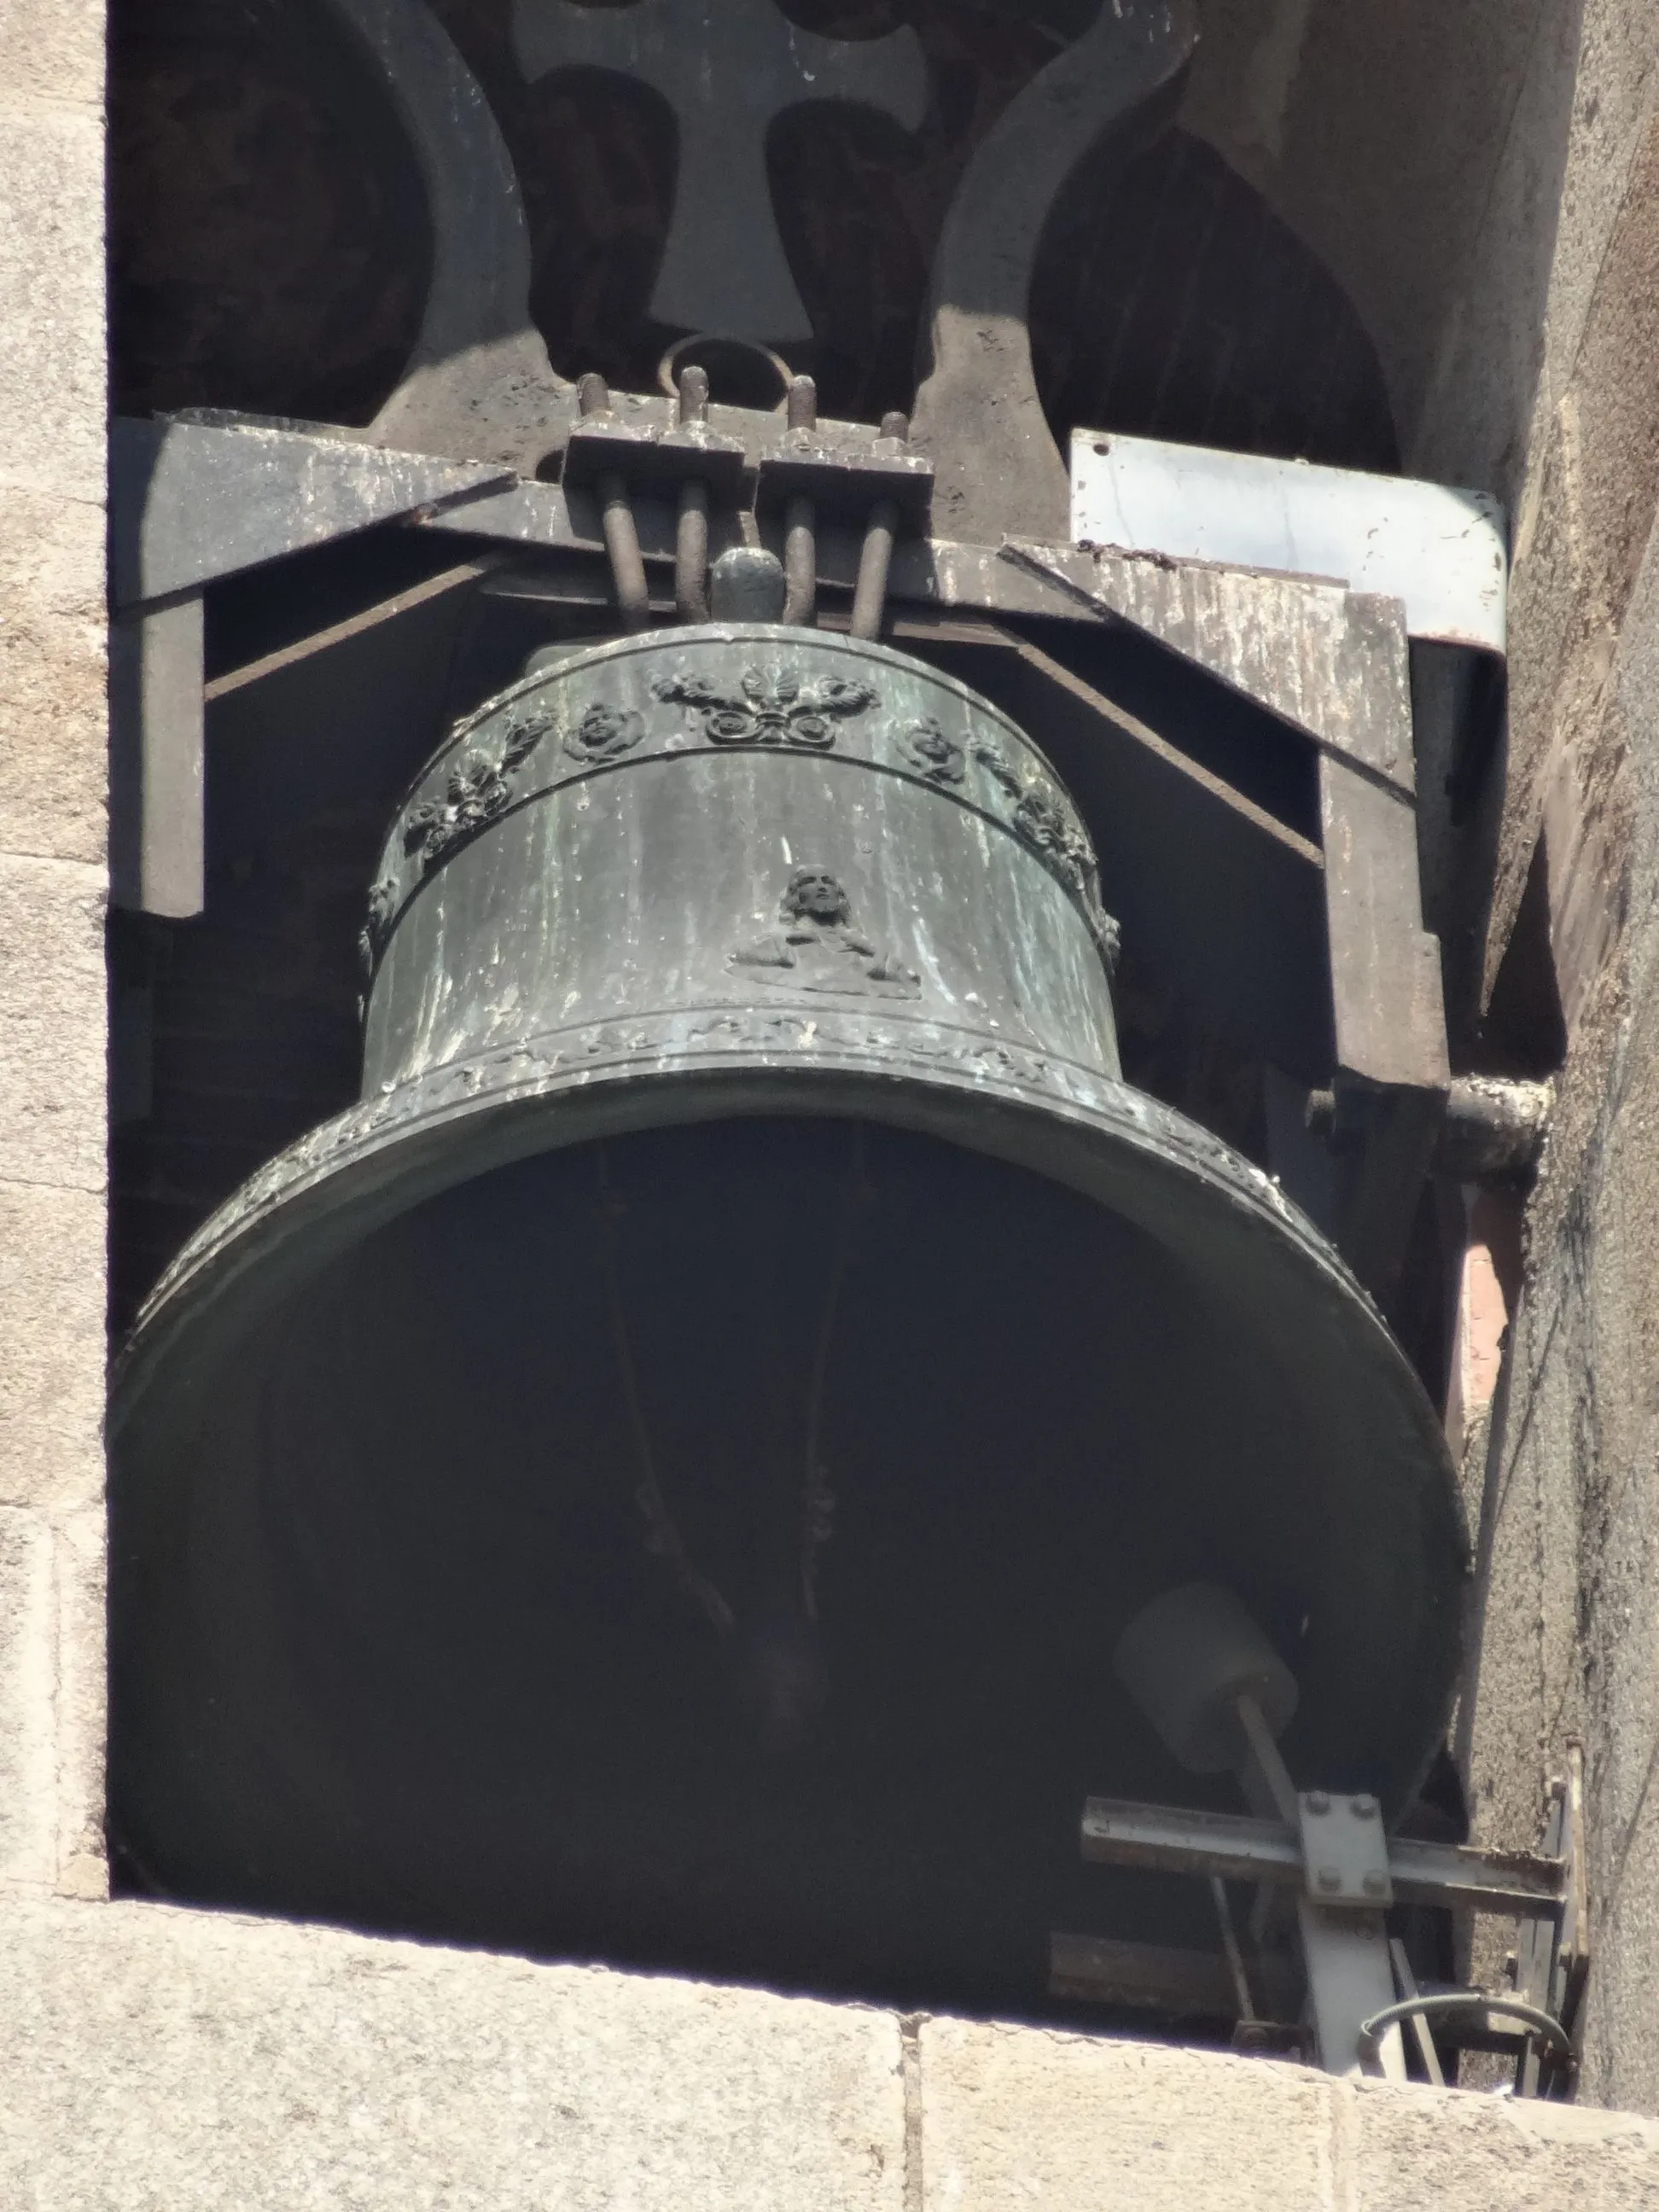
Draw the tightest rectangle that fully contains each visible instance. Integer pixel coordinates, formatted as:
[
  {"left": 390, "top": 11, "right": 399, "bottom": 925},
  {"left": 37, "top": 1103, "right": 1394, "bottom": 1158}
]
[{"left": 1359, "top": 1993, "right": 1575, "bottom": 2068}]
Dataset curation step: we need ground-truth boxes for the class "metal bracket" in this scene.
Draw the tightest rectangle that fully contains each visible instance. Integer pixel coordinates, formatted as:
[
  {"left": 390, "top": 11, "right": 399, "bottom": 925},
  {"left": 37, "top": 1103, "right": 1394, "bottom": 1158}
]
[
  {"left": 109, "top": 597, "right": 206, "bottom": 917},
  {"left": 108, "top": 413, "right": 1458, "bottom": 1195},
  {"left": 1070, "top": 1775, "right": 1586, "bottom": 2093}
]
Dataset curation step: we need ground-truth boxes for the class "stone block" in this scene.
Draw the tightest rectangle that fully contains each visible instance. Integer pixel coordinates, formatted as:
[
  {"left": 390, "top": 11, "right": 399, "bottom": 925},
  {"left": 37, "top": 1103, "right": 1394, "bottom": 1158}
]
[
  {"left": 0, "top": 0, "right": 105, "bottom": 114},
  {"left": 0, "top": 485, "right": 106, "bottom": 866},
  {"left": 0, "top": 102, "right": 104, "bottom": 504},
  {"left": 0, "top": 1504, "right": 104, "bottom": 1899},
  {"left": 0, "top": 853, "right": 106, "bottom": 1191},
  {"left": 0, "top": 1899, "right": 906, "bottom": 2210},
  {"left": 1348, "top": 2075, "right": 1659, "bottom": 2212},
  {"left": 0, "top": 1179, "right": 105, "bottom": 1513},
  {"left": 5, "top": 1906, "right": 1659, "bottom": 2203},
  {"left": 51, "top": 1502, "right": 106, "bottom": 1899},
  {"left": 917, "top": 2015, "right": 1330, "bottom": 2212},
  {"left": 0, "top": 1508, "right": 59, "bottom": 1889},
  {"left": 919, "top": 2013, "right": 1659, "bottom": 2211}
]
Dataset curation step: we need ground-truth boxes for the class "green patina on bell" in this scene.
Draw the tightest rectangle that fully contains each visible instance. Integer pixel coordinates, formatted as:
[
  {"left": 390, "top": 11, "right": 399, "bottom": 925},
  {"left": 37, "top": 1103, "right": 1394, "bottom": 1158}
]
[{"left": 109, "top": 622, "right": 1464, "bottom": 2017}]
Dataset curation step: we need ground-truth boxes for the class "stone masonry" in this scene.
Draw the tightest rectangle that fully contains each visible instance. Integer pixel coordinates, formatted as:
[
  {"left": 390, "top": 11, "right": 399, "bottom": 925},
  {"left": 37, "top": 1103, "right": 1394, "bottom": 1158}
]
[
  {"left": 3, "top": 1897, "right": 1659, "bottom": 2210},
  {"left": 1404, "top": 0, "right": 1659, "bottom": 2118},
  {"left": 0, "top": 0, "right": 108, "bottom": 1906}
]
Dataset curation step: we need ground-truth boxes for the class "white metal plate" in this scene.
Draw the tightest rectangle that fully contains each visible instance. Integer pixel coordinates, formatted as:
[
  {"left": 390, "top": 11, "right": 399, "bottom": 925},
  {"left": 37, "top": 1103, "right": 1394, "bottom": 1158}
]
[{"left": 1069, "top": 428, "right": 1507, "bottom": 655}]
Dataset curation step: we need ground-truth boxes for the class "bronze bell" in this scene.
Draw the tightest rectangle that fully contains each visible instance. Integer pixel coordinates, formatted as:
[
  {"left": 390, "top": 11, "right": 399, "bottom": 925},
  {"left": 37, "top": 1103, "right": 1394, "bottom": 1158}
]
[{"left": 108, "top": 620, "right": 1465, "bottom": 2018}]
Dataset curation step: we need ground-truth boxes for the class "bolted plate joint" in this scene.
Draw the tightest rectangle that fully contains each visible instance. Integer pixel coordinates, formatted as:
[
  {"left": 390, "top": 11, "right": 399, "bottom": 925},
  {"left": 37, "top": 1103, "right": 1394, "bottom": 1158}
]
[{"left": 1298, "top": 1790, "right": 1393, "bottom": 1906}]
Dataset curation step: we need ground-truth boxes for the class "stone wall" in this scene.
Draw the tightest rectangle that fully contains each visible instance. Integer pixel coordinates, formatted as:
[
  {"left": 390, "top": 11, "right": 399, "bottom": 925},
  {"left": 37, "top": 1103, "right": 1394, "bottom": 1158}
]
[
  {"left": 4, "top": 1896, "right": 1659, "bottom": 2211},
  {"left": 1190, "top": 0, "right": 1659, "bottom": 2117},
  {"left": 1409, "top": 0, "right": 1659, "bottom": 2118},
  {"left": 0, "top": 0, "right": 108, "bottom": 1905}
]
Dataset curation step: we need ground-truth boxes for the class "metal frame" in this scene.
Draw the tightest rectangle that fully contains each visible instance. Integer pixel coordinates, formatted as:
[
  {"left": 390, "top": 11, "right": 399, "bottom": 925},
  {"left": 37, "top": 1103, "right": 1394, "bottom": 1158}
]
[
  {"left": 1062, "top": 1749, "right": 1587, "bottom": 2093},
  {"left": 108, "top": 401, "right": 1468, "bottom": 1298}
]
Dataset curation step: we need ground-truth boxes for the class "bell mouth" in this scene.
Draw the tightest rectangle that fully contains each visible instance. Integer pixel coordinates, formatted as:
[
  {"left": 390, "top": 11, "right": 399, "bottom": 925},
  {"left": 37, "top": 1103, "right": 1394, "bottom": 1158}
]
[{"left": 109, "top": 1021, "right": 1464, "bottom": 2016}]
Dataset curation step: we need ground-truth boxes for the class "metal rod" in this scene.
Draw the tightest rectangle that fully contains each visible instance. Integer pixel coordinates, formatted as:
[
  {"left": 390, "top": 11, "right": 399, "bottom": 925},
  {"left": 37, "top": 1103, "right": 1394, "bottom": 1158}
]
[
  {"left": 849, "top": 497, "right": 899, "bottom": 640},
  {"left": 782, "top": 494, "right": 817, "bottom": 626},
  {"left": 787, "top": 374, "right": 818, "bottom": 432},
  {"left": 1388, "top": 1936, "right": 1446, "bottom": 2087},
  {"left": 597, "top": 469, "right": 651, "bottom": 632},
  {"left": 678, "top": 363, "right": 710, "bottom": 427},
  {"left": 1233, "top": 1692, "right": 1300, "bottom": 1825},
  {"left": 676, "top": 480, "right": 710, "bottom": 623},
  {"left": 1209, "top": 1877, "right": 1257, "bottom": 2025}
]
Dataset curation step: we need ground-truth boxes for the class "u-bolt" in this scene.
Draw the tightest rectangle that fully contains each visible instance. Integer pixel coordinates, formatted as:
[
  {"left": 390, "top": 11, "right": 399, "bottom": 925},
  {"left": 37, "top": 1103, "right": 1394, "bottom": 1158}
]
[
  {"left": 579, "top": 375, "right": 651, "bottom": 632},
  {"left": 781, "top": 375, "right": 818, "bottom": 627},
  {"left": 849, "top": 498, "right": 899, "bottom": 641},
  {"left": 849, "top": 415, "right": 909, "bottom": 642},
  {"left": 598, "top": 472, "right": 651, "bottom": 632},
  {"left": 675, "top": 364, "right": 712, "bottom": 625}
]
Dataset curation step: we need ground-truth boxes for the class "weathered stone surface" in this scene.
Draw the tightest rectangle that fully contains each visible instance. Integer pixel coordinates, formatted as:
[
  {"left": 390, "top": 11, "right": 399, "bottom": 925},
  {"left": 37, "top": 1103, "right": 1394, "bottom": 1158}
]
[
  {"left": 0, "top": 102, "right": 104, "bottom": 504},
  {"left": 1348, "top": 2075, "right": 1659, "bottom": 2212},
  {"left": 919, "top": 2016, "right": 1330, "bottom": 2212},
  {"left": 0, "top": 853, "right": 106, "bottom": 1192},
  {"left": 0, "top": 1506, "right": 105, "bottom": 1899},
  {"left": 6, "top": 1907, "right": 1659, "bottom": 2205},
  {"left": 0, "top": 486, "right": 106, "bottom": 866},
  {"left": 1493, "top": 102, "right": 1659, "bottom": 985},
  {"left": 0, "top": 1511, "right": 57, "bottom": 1889},
  {"left": 0, "top": 1180, "right": 105, "bottom": 1513},
  {"left": 50, "top": 1502, "right": 106, "bottom": 1900},
  {"left": 0, "top": 1900, "right": 906, "bottom": 2210},
  {"left": 0, "top": 0, "right": 104, "bottom": 114},
  {"left": 1405, "top": 0, "right": 1605, "bottom": 499},
  {"left": 1463, "top": 504, "right": 1659, "bottom": 2113},
  {"left": 917, "top": 2014, "right": 1659, "bottom": 2211},
  {"left": 0, "top": 0, "right": 109, "bottom": 1927},
  {"left": 1182, "top": 0, "right": 1565, "bottom": 457}
]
